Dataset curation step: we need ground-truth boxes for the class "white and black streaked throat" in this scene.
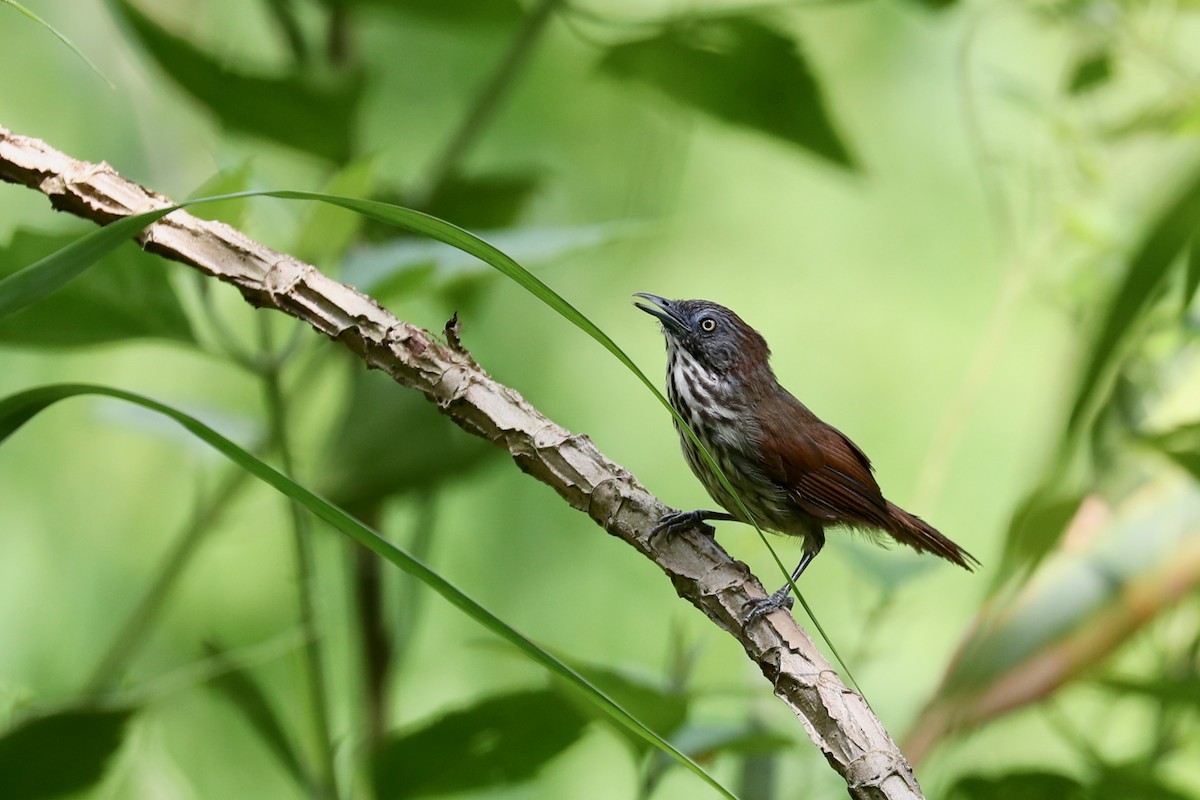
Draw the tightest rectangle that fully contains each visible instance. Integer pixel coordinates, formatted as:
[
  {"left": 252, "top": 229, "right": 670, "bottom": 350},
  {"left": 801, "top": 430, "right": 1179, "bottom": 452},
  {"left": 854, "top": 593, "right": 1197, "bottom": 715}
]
[{"left": 664, "top": 340, "right": 737, "bottom": 430}]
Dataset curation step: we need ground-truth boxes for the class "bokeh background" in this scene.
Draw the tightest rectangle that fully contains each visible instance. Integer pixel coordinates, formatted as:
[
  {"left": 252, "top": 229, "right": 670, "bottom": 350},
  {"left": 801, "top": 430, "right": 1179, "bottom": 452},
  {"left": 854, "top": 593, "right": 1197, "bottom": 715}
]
[{"left": 1, "top": 0, "right": 1199, "bottom": 798}]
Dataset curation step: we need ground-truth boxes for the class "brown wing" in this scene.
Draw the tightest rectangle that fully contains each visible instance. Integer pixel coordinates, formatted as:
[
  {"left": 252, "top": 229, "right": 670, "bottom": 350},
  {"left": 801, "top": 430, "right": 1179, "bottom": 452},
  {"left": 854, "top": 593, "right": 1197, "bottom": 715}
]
[{"left": 757, "top": 397, "right": 894, "bottom": 531}]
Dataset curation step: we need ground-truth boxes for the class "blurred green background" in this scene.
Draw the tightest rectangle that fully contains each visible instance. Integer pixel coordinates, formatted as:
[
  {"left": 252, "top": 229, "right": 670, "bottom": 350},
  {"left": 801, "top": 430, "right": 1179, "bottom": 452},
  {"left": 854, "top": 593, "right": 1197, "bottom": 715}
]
[{"left": 1, "top": 0, "right": 1199, "bottom": 798}]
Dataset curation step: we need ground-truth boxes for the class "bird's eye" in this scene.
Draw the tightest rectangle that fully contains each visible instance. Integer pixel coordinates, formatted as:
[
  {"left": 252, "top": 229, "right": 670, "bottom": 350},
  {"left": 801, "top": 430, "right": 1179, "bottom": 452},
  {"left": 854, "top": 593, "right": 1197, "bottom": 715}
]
[{"left": 700, "top": 318, "right": 717, "bottom": 332}]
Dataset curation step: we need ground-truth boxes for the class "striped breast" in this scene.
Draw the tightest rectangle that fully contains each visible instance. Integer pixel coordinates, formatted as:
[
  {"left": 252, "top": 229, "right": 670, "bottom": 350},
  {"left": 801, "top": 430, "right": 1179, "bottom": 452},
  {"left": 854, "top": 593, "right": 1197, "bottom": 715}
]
[{"left": 664, "top": 345, "right": 794, "bottom": 532}]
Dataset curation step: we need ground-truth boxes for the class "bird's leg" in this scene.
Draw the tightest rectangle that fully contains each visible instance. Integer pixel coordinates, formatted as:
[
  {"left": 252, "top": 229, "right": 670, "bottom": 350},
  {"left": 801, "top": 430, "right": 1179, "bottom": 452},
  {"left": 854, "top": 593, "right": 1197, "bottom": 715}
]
[
  {"left": 743, "top": 538, "right": 824, "bottom": 625},
  {"left": 650, "top": 509, "right": 738, "bottom": 541}
]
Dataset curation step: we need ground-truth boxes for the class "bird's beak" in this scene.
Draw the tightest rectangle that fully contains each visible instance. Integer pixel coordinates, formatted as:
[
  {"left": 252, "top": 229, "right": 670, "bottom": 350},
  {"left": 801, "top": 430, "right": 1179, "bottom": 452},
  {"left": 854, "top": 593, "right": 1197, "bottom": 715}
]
[{"left": 633, "top": 293, "right": 686, "bottom": 333}]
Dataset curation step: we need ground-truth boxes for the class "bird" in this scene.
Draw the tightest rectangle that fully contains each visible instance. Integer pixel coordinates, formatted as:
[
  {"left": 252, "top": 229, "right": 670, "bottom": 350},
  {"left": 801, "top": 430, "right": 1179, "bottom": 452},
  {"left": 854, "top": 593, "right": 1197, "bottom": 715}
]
[{"left": 634, "top": 293, "right": 977, "bottom": 622}]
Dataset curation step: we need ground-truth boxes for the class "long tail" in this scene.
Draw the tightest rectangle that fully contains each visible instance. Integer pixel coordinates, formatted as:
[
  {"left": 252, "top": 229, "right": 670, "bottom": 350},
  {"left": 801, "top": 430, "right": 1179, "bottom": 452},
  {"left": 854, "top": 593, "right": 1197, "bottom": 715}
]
[{"left": 885, "top": 502, "right": 978, "bottom": 571}]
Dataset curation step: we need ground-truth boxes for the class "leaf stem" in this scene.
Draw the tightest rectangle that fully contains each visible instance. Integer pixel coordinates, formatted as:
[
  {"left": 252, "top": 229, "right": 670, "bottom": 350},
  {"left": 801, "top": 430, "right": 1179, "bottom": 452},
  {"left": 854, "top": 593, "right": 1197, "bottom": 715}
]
[
  {"left": 417, "top": 0, "right": 566, "bottom": 201},
  {"left": 82, "top": 462, "right": 256, "bottom": 696},
  {"left": 258, "top": 316, "right": 340, "bottom": 800}
]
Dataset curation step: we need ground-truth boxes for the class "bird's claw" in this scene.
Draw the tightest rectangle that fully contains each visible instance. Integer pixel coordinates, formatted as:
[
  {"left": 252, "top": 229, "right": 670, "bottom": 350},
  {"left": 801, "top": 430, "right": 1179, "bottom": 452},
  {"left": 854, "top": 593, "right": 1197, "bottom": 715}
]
[
  {"left": 742, "top": 587, "right": 795, "bottom": 626},
  {"left": 649, "top": 510, "right": 716, "bottom": 543}
]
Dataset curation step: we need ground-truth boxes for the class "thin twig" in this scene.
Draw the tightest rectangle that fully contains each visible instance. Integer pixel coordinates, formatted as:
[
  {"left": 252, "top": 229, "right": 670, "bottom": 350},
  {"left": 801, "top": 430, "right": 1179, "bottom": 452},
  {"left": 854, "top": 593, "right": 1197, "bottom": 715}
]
[
  {"left": 258, "top": 316, "right": 340, "bottom": 800},
  {"left": 416, "top": 0, "right": 566, "bottom": 202},
  {"left": 82, "top": 461, "right": 256, "bottom": 695}
]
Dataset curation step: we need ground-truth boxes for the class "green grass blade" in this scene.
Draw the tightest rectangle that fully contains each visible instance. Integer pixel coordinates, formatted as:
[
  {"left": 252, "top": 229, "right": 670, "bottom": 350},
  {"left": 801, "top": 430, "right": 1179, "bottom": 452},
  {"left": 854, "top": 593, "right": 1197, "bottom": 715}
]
[
  {"left": 0, "top": 383, "right": 738, "bottom": 800},
  {"left": 0, "top": 1, "right": 114, "bottom": 89},
  {"left": 0, "top": 207, "right": 179, "bottom": 321}
]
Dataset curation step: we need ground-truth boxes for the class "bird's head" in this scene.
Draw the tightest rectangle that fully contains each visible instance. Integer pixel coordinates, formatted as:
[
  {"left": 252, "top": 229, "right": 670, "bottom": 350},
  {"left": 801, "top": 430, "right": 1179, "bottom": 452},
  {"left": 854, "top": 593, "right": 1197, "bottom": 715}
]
[{"left": 634, "top": 293, "right": 770, "bottom": 376}]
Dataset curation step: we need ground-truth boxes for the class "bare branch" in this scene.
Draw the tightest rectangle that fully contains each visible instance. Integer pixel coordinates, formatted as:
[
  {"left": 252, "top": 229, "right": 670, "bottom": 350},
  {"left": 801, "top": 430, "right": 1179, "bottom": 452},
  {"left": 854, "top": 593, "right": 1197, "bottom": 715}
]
[{"left": 0, "top": 125, "right": 924, "bottom": 800}]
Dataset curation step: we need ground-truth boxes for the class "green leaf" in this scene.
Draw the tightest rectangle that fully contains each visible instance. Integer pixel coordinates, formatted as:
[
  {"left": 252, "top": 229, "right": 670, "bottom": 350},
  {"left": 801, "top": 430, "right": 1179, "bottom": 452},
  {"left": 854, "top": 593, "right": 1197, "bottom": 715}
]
[
  {"left": 1144, "top": 420, "right": 1200, "bottom": 481},
  {"left": 902, "top": 0, "right": 959, "bottom": 9},
  {"left": 0, "top": 707, "right": 135, "bottom": 799},
  {"left": 186, "top": 163, "right": 255, "bottom": 227},
  {"left": 318, "top": 365, "right": 497, "bottom": 509},
  {"left": 112, "top": 0, "right": 363, "bottom": 162},
  {"left": 1067, "top": 49, "right": 1112, "bottom": 95},
  {"left": 204, "top": 643, "right": 310, "bottom": 791},
  {"left": 424, "top": 171, "right": 540, "bottom": 231},
  {"left": 0, "top": 228, "right": 194, "bottom": 346},
  {"left": 836, "top": 536, "right": 935, "bottom": 592},
  {"left": 359, "top": 0, "right": 523, "bottom": 25},
  {"left": 0, "top": 384, "right": 738, "bottom": 800},
  {"left": 0, "top": 207, "right": 183, "bottom": 324},
  {"left": 342, "top": 221, "right": 636, "bottom": 299},
  {"left": 997, "top": 485, "right": 1085, "bottom": 582},
  {"left": 0, "top": 0, "right": 114, "bottom": 88},
  {"left": 1092, "top": 763, "right": 1193, "bottom": 800},
  {"left": 1066, "top": 163, "right": 1200, "bottom": 437},
  {"left": 1097, "top": 675, "right": 1200, "bottom": 713},
  {"left": 647, "top": 721, "right": 791, "bottom": 797},
  {"left": 738, "top": 750, "right": 778, "bottom": 800},
  {"left": 948, "top": 771, "right": 1087, "bottom": 800},
  {"left": 1185, "top": 236, "right": 1200, "bottom": 314},
  {"left": 670, "top": 723, "right": 792, "bottom": 759},
  {"left": 372, "top": 690, "right": 588, "bottom": 798},
  {"left": 600, "top": 16, "right": 856, "bottom": 169},
  {"left": 1104, "top": 97, "right": 1200, "bottom": 141},
  {"left": 294, "top": 158, "right": 377, "bottom": 267},
  {"left": 552, "top": 663, "right": 688, "bottom": 754}
]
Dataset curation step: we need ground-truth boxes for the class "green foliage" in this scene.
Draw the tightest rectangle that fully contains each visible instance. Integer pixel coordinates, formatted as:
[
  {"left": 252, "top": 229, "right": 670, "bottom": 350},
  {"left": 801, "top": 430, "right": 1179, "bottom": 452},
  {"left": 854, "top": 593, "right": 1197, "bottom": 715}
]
[
  {"left": 0, "top": 208, "right": 185, "bottom": 324},
  {"left": 0, "top": 228, "right": 193, "bottom": 346},
  {"left": 422, "top": 171, "right": 541, "bottom": 231},
  {"left": 601, "top": 15, "right": 856, "bottom": 169},
  {"left": 204, "top": 644, "right": 311, "bottom": 791},
  {"left": 1185, "top": 236, "right": 1200, "bottom": 313},
  {"left": 1092, "top": 763, "right": 1195, "bottom": 800},
  {"left": 319, "top": 365, "right": 497, "bottom": 509},
  {"left": 371, "top": 690, "right": 589, "bottom": 798},
  {"left": 0, "top": 708, "right": 135, "bottom": 799},
  {"left": 948, "top": 771, "right": 1087, "bottom": 800},
  {"left": 553, "top": 662, "right": 689, "bottom": 755},
  {"left": 294, "top": 158, "right": 378, "bottom": 267},
  {"left": 112, "top": 0, "right": 363, "bottom": 162},
  {"left": 362, "top": 0, "right": 523, "bottom": 26},
  {"left": 999, "top": 163, "right": 1200, "bottom": 578},
  {"left": 0, "top": 0, "right": 112, "bottom": 87},
  {"left": 1065, "top": 166, "right": 1200, "bottom": 438},
  {"left": 1144, "top": 420, "right": 1200, "bottom": 480},
  {"left": 1067, "top": 49, "right": 1113, "bottom": 95},
  {"left": 950, "top": 764, "right": 1193, "bottom": 800},
  {"left": 998, "top": 485, "right": 1086, "bottom": 584}
]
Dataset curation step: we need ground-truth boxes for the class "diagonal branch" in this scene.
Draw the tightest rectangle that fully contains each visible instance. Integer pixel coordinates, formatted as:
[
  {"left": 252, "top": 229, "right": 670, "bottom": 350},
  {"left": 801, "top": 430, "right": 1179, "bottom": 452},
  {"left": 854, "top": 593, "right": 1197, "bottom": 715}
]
[{"left": 0, "top": 124, "right": 923, "bottom": 800}]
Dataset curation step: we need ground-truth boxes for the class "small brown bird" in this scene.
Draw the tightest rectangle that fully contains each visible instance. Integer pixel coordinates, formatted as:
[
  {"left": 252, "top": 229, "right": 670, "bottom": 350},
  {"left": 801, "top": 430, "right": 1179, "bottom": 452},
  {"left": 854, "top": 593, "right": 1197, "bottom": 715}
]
[{"left": 635, "top": 294, "right": 977, "bottom": 621}]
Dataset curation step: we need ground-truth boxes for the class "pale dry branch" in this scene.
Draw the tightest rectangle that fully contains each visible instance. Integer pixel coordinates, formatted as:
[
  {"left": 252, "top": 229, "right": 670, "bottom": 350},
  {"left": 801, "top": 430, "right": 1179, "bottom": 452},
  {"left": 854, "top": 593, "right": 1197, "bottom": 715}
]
[{"left": 0, "top": 125, "right": 923, "bottom": 800}]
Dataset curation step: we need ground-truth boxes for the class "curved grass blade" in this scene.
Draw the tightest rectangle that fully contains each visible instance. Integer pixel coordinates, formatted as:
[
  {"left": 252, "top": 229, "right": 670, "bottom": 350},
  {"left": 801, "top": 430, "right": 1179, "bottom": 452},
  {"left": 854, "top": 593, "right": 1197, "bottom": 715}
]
[
  {"left": 0, "top": 383, "right": 738, "bottom": 800},
  {"left": 0, "top": 206, "right": 180, "bottom": 322},
  {"left": 1, "top": 1, "right": 114, "bottom": 89}
]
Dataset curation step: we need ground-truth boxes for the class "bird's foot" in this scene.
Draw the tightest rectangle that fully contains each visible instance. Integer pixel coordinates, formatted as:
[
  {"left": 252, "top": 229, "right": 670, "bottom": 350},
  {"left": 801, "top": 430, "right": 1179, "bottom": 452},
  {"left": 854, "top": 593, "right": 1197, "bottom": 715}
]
[
  {"left": 649, "top": 510, "right": 717, "bottom": 542},
  {"left": 652, "top": 513, "right": 715, "bottom": 544},
  {"left": 742, "top": 586, "right": 795, "bottom": 626}
]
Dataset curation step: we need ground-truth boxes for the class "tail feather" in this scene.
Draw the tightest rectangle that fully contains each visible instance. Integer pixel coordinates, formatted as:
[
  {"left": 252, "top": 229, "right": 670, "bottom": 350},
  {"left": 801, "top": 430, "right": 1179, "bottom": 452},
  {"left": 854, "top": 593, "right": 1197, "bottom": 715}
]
[{"left": 885, "top": 502, "right": 978, "bottom": 571}]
